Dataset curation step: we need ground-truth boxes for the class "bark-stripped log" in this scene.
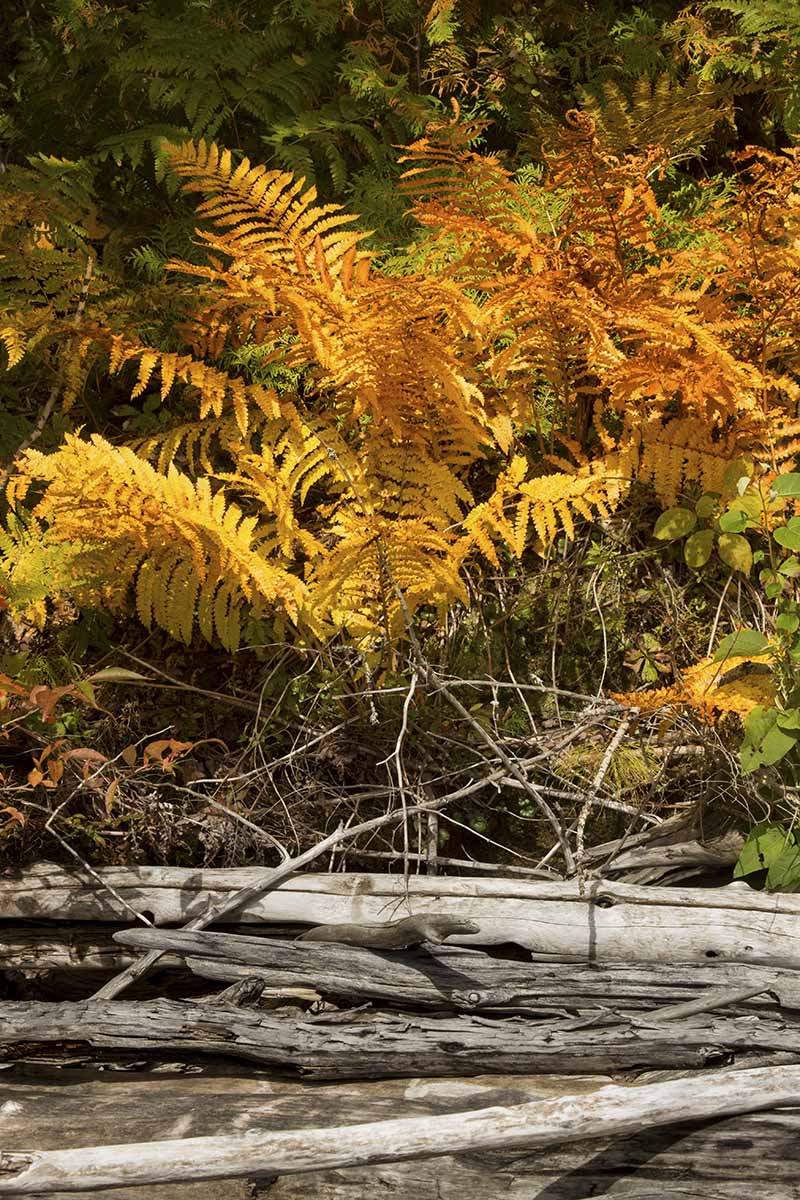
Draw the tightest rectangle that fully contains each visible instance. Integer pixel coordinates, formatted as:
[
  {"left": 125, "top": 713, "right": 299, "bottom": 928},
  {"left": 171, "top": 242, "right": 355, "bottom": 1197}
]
[
  {"left": 0, "top": 998, "right": 799, "bottom": 1076},
  {"left": 3, "top": 866, "right": 798, "bottom": 965},
  {"left": 113, "top": 926, "right": 800, "bottom": 1012},
  {"left": 2, "top": 1064, "right": 800, "bottom": 1193},
  {"left": 4, "top": 1066, "right": 800, "bottom": 1199}
]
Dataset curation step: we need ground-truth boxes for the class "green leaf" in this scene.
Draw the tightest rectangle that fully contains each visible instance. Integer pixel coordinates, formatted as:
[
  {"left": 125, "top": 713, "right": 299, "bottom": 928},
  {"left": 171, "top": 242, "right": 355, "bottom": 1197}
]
[
  {"left": 772, "top": 473, "right": 800, "bottom": 497},
  {"left": 775, "top": 707, "right": 800, "bottom": 729},
  {"left": 766, "top": 582, "right": 784, "bottom": 599},
  {"left": 766, "top": 844, "right": 800, "bottom": 892},
  {"left": 779, "top": 556, "right": 800, "bottom": 577},
  {"left": 760, "top": 722, "right": 798, "bottom": 766},
  {"left": 735, "top": 494, "right": 766, "bottom": 520},
  {"left": 718, "top": 509, "right": 749, "bottom": 533},
  {"left": 653, "top": 507, "right": 696, "bottom": 541},
  {"left": 695, "top": 493, "right": 719, "bottom": 519},
  {"left": 773, "top": 525, "right": 800, "bottom": 551},
  {"left": 717, "top": 533, "right": 752, "bottom": 573},
  {"left": 733, "top": 821, "right": 793, "bottom": 878},
  {"left": 777, "top": 613, "right": 800, "bottom": 634},
  {"left": 739, "top": 704, "right": 796, "bottom": 774},
  {"left": 723, "top": 459, "right": 753, "bottom": 493},
  {"left": 74, "top": 680, "right": 96, "bottom": 705},
  {"left": 713, "top": 630, "right": 770, "bottom": 660},
  {"left": 684, "top": 529, "right": 715, "bottom": 569}
]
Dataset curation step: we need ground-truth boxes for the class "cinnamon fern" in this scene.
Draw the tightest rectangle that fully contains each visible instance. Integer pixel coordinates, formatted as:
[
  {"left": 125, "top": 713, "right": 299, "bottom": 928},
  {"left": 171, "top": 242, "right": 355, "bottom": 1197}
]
[{"left": 4, "top": 106, "right": 800, "bottom": 649}]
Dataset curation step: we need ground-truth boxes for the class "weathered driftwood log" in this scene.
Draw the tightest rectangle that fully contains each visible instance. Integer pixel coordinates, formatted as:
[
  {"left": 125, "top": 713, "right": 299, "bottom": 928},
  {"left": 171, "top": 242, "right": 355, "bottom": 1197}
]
[
  {"left": 4, "top": 865, "right": 800, "bottom": 966},
  {"left": 2, "top": 1064, "right": 800, "bottom": 1193},
  {"left": 5, "top": 1065, "right": 800, "bottom": 1199},
  {"left": 114, "top": 926, "right": 800, "bottom": 1013},
  {"left": 1, "top": 997, "right": 799, "bottom": 1076}
]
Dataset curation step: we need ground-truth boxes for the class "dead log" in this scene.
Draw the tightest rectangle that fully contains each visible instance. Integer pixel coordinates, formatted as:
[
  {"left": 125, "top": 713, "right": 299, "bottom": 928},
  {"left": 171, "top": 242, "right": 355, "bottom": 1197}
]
[
  {"left": 8, "top": 925, "right": 800, "bottom": 1024},
  {"left": 1, "top": 997, "right": 800, "bottom": 1077},
  {"left": 2, "top": 1063, "right": 800, "bottom": 1193},
  {"left": 113, "top": 926, "right": 800, "bottom": 1013},
  {"left": 4, "top": 866, "right": 799, "bottom": 966},
  {"left": 3, "top": 1064, "right": 800, "bottom": 1199}
]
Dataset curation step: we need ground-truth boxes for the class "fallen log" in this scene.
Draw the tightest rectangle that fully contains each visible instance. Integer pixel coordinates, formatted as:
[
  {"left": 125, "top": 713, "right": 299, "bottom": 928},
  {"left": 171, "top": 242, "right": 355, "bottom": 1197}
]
[
  {"left": 2, "top": 1064, "right": 800, "bottom": 1193},
  {"left": 4, "top": 866, "right": 799, "bottom": 966},
  {"left": 1, "top": 997, "right": 799, "bottom": 1076},
  {"left": 7, "top": 925, "right": 800, "bottom": 1020},
  {"left": 4, "top": 1064, "right": 800, "bottom": 1200},
  {"left": 114, "top": 926, "right": 800, "bottom": 1013}
]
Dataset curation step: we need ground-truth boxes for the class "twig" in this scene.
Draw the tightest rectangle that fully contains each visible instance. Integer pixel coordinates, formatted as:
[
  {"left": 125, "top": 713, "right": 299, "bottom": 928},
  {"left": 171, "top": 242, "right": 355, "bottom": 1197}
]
[
  {"left": 348, "top": 847, "right": 562, "bottom": 878},
  {"left": 426, "top": 810, "right": 439, "bottom": 875},
  {"left": 425, "top": 667, "right": 575, "bottom": 871},
  {"left": 159, "top": 782, "right": 289, "bottom": 862},
  {"left": 44, "top": 806, "right": 154, "bottom": 930},
  {"left": 564, "top": 984, "right": 774, "bottom": 1033},
  {"left": 378, "top": 670, "right": 418, "bottom": 879},
  {"left": 706, "top": 573, "right": 734, "bottom": 657},
  {"left": 574, "top": 712, "right": 636, "bottom": 894}
]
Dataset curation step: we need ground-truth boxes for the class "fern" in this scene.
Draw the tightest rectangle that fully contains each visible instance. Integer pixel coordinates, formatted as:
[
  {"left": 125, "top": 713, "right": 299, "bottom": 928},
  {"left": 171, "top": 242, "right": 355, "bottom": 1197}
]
[{"left": 7, "top": 433, "right": 304, "bottom": 650}]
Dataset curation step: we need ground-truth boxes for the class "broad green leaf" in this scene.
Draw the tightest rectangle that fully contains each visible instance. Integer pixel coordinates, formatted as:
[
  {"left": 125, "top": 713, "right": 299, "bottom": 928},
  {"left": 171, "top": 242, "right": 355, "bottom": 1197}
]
[
  {"left": 695, "top": 493, "right": 719, "bottom": 519},
  {"left": 776, "top": 706, "right": 800, "bottom": 729},
  {"left": 777, "top": 613, "right": 800, "bottom": 634},
  {"left": 774, "top": 527, "right": 800, "bottom": 551},
  {"left": 733, "top": 821, "right": 792, "bottom": 878},
  {"left": 684, "top": 529, "right": 715, "bottom": 569},
  {"left": 759, "top": 722, "right": 799, "bottom": 765},
  {"left": 772, "top": 473, "right": 800, "bottom": 498},
  {"left": 653, "top": 507, "right": 696, "bottom": 541},
  {"left": 766, "top": 844, "right": 800, "bottom": 892},
  {"left": 743, "top": 705, "right": 779, "bottom": 742},
  {"left": 717, "top": 532, "right": 752, "bottom": 573},
  {"left": 739, "top": 703, "right": 793, "bottom": 774},
  {"left": 766, "top": 582, "right": 784, "bottom": 599},
  {"left": 734, "top": 494, "right": 765, "bottom": 520},
  {"left": 718, "top": 509, "right": 748, "bottom": 533},
  {"left": 713, "top": 630, "right": 770, "bottom": 660},
  {"left": 779, "top": 556, "right": 800, "bottom": 577}
]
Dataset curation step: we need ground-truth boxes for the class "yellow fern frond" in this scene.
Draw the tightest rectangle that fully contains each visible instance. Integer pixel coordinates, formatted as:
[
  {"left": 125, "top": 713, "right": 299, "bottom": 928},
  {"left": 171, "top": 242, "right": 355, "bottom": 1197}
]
[
  {"left": 613, "top": 653, "right": 776, "bottom": 722},
  {"left": 310, "top": 512, "right": 467, "bottom": 642},
  {"left": 165, "top": 140, "right": 372, "bottom": 283},
  {"left": 8, "top": 433, "right": 304, "bottom": 649},
  {"left": 0, "top": 323, "right": 26, "bottom": 369},
  {"left": 632, "top": 416, "right": 744, "bottom": 505},
  {"left": 462, "top": 455, "right": 628, "bottom": 561},
  {"left": 579, "top": 74, "right": 734, "bottom": 157},
  {"left": 102, "top": 334, "right": 285, "bottom": 435}
]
